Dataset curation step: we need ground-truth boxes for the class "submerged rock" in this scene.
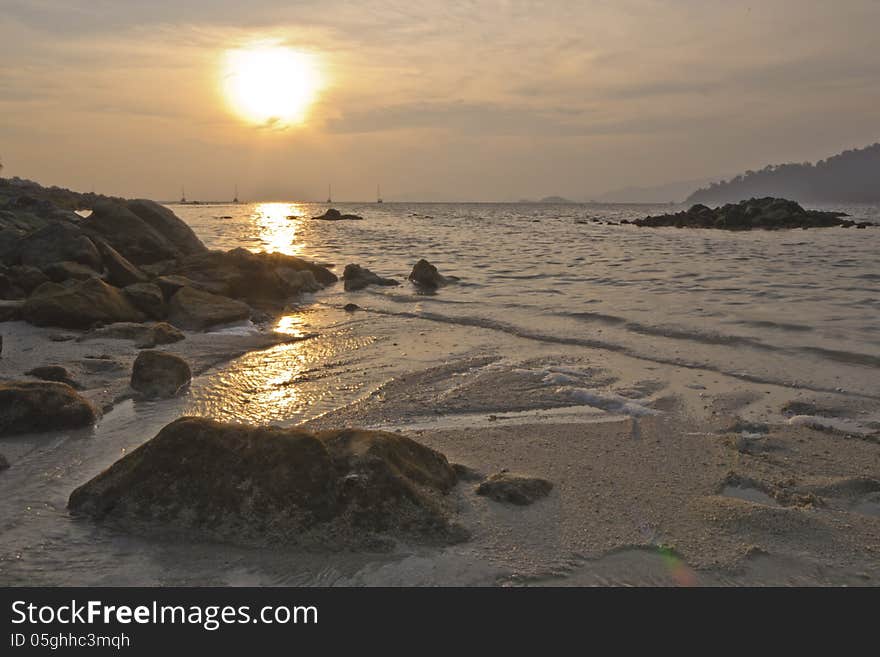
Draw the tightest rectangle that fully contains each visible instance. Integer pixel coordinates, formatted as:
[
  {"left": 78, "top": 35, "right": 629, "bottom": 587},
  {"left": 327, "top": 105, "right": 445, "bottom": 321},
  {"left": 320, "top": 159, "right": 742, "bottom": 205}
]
[
  {"left": 342, "top": 263, "right": 399, "bottom": 291},
  {"left": 0, "top": 381, "right": 97, "bottom": 437},
  {"left": 22, "top": 277, "right": 146, "bottom": 329},
  {"left": 68, "top": 417, "right": 465, "bottom": 547},
  {"left": 409, "top": 259, "right": 452, "bottom": 289},
  {"left": 634, "top": 198, "right": 852, "bottom": 230},
  {"left": 25, "top": 365, "right": 80, "bottom": 388},
  {"left": 476, "top": 471, "right": 553, "bottom": 505},
  {"left": 343, "top": 303, "right": 362, "bottom": 312},
  {"left": 167, "top": 286, "right": 251, "bottom": 330},
  {"left": 130, "top": 350, "right": 192, "bottom": 399},
  {"left": 311, "top": 208, "right": 364, "bottom": 221}
]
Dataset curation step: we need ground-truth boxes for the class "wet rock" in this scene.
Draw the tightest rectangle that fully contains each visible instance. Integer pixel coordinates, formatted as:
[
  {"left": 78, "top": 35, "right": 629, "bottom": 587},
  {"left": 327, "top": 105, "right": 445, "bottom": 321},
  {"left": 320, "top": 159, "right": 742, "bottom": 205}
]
[
  {"left": 130, "top": 350, "right": 192, "bottom": 399},
  {"left": 343, "top": 303, "right": 361, "bottom": 312},
  {"left": 0, "top": 381, "right": 97, "bottom": 437},
  {"left": 125, "top": 199, "right": 207, "bottom": 257},
  {"left": 312, "top": 208, "right": 364, "bottom": 221},
  {"left": 409, "top": 259, "right": 450, "bottom": 289},
  {"left": 19, "top": 222, "right": 102, "bottom": 270},
  {"left": 22, "top": 277, "right": 146, "bottom": 329},
  {"left": 94, "top": 239, "right": 149, "bottom": 288},
  {"left": 123, "top": 282, "right": 166, "bottom": 319},
  {"left": 634, "top": 198, "right": 851, "bottom": 230},
  {"left": 342, "top": 263, "right": 399, "bottom": 291},
  {"left": 476, "top": 471, "right": 553, "bottom": 505},
  {"left": 167, "top": 286, "right": 251, "bottom": 330},
  {"left": 68, "top": 417, "right": 464, "bottom": 547},
  {"left": 82, "top": 200, "right": 182, "bottom": 265},
  {"left": 25, "top": 365, "right": 80, "bottom": 388},
  {"left": 42, "top": 260, "right": 100, "bottom": 283},
  {"left": 172, "top": 248, "right": 336, "bottom": 305}
]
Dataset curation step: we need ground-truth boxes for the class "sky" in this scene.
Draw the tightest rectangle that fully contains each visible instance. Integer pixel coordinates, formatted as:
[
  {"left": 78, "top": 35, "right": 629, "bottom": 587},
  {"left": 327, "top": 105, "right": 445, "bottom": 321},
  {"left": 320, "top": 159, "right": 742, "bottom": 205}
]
[{"left": 1, "top": 0, "right": 879, "bottom": 202}]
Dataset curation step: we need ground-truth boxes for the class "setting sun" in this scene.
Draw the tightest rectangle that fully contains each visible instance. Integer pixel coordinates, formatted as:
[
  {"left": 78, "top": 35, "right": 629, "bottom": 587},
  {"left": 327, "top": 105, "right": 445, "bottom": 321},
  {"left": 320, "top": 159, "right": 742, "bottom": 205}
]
[{"left": 222, "top": 45, "right": 322, "bottom": 128}]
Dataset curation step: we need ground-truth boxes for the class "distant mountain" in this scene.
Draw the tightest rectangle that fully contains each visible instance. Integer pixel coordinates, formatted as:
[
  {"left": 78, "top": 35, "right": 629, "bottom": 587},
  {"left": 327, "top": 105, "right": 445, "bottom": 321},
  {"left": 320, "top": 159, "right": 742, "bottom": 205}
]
[
  {"left": 596, "top": 176, "right": 725, "bottom": 204},
  {"left": 687, "top": 143, "right": 880, "bottom": 205}
]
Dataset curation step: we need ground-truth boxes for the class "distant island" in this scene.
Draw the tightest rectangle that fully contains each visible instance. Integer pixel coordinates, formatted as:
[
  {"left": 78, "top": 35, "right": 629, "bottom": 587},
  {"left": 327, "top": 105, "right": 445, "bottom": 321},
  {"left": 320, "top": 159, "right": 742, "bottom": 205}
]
[
  {"left": 687, "top": 142, "right": 880, "bottom": 205},
  {"left": 516, "top": 196, "right": 576, "bottom": 204}
]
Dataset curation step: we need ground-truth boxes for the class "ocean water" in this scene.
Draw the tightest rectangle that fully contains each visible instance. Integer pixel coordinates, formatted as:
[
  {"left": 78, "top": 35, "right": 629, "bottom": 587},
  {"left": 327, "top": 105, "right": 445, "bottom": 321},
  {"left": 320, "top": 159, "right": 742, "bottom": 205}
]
[
  {"left": 178, "top": 200, "right": 880, "bottom": 400},
  {"left": 1, "top": 200, "right": 878, "bottom": 586}
]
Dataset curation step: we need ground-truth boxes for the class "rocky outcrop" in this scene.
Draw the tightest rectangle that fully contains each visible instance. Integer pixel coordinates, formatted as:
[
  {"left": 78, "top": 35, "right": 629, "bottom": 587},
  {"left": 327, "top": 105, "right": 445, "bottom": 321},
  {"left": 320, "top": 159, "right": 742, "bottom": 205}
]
[
  {"left": 22, "top": 277, "right": 146, "bottom": 329},
  {"left": 409, "top": 259, "right": 452, "bottom": 289},
  {"left": 475, "top": 471, "right": 553, "bottom": 505},
  {"left": 81, "top": 201, "right": 183, "bottom": 265},
  {"left": 67, "top": 417, "right": 465, "bottom": 547},
  {"left": 634, "top": 198, "right": 857, "bottom": 230},
  {"left": 125, "top": 199, "right": 207, "bottom": 257},
  {"left": 130, "top": 350, "right": 192, "bottom": 398},
  {"left": 167, "top": 286, "right": 251, "bottom": 330},
  {"left": 0, "top": 381, "right": 97, "bottom": 437},
  {"left": 311, "top": 208, "right": 363, "bottom": 221},
  {"left": 18, "top": 222, "right": 102, "bottom": 270},
  {"left": 342, "top": 264, "right": 399, "bottom": 291}
]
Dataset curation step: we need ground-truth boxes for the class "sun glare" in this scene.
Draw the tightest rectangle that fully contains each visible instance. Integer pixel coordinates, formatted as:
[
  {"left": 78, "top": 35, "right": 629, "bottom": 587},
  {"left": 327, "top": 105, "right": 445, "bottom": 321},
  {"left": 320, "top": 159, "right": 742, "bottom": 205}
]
[{"left": 222, "top": 45, "right": 322, "bottom": 127}]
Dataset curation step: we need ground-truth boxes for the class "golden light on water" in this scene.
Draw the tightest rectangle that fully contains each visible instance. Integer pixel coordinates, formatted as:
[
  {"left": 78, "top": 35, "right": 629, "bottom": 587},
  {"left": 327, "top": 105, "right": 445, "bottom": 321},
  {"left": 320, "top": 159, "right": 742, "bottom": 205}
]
[
  {"left": 222, "top": 45, "right": 322, "bottom": 127},
  {"left": 252, "top": 202, "right": 306, "bottom": 256}
]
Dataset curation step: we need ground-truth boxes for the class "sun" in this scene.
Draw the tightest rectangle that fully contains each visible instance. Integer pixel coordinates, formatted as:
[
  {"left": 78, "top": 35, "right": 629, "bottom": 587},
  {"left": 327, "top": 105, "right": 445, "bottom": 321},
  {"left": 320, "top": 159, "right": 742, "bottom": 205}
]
[{"left": 222, "top": 45, "right": 322, "bottom": 128}]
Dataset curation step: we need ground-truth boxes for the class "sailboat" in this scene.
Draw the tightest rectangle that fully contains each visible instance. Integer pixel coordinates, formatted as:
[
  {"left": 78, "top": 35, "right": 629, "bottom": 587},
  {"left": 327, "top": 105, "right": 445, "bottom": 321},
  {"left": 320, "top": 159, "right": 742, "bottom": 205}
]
[
  {"left": 180, "top": 186, "right": 186, "bottom": 203},
  {"left": 327, "top": 184, "right": 332, "bottom": 204},
  {"left": 233, "top": 185, "right": 239, "bottom": 204},
  {"left": 377, "top": 184, "right": 383, "bottom": 204}
]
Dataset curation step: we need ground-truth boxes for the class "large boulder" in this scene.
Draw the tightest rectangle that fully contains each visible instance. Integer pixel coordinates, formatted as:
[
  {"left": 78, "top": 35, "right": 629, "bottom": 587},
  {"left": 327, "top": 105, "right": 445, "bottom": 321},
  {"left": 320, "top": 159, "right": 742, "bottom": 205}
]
[
  {"left": 81, "top": 200, "right": 181, "bottom": 265},
  {"left": 0, "top": 381, "right": 97, "bottom": 436},
  {"left": 131, "top": 350, "right": 192, "bottom": 399},
  {"left": 342, "top": 264, "right": 399, "bottom": 291},
  {"left": 125, "top": 199, "right": 207, "bottom": 256},
  {"left": 68, "top": 417, "right": 463, "bottom": 546},
  {"left": 19, "top": 222, "right": 102, "bottom": 270},
  {"left": 167, "top": 286, "right": 251, "bottom": 330},
  {"left": 22, "top": 277, "right": 146, "bottom": 329},
  {"left": 171, "top": 248, "right": 336, "bottom": 304},
  {"left": 5, "top": 265, "right": 48, "bottom": 294},
  {"left": 42, "top": 260, "right": 100, "bottom": 283}
]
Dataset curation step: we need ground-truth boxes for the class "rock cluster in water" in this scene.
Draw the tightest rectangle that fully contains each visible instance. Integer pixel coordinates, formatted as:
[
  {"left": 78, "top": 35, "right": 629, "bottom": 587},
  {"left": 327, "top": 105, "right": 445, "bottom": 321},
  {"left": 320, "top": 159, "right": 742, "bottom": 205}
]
[
  {"left": 68, "top": 417, "right": 467, "bottom": 547},
  {"left": 311, "top": 208, "right": 364, "bottom": 221},
  {"left": 0, "top": 180, "right": 337, "bottom": 330},
  {"left": 342, "top": 263, "right": 399, "bottom": 291},
  {"left": 633, "top": 197, "right": 868, "bottom": 230}
]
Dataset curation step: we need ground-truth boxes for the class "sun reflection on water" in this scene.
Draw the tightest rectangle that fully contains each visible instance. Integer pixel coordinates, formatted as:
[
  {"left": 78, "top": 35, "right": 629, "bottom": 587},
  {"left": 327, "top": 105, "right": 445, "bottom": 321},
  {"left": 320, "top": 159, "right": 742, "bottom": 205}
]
[{"left": 252, "top": 202, "right": 307, "bottom": 256}]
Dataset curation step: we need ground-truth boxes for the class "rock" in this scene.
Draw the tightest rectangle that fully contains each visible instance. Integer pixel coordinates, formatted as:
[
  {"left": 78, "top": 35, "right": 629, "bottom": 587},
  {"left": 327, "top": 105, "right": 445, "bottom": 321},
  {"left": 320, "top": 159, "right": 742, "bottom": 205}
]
[
  {"left": 123, "top": 282, "right": 166, "bottom": 319},
  {"left": 0, "top": 381, "right": 97, "bottom": 437},
  {"left": 81, "top": 200, "right": 182, "bottom": 265},
  {"left": 5, "top": 265, "right": 48, "bottom": 294},
  {"left": 68, "top": 417, "right": 463, "bottom": 546},
  {"left": 342, "top": 263, "right": 399, "bottom": 291},
  {"left": 311, "top": 208, "right": 364, "bottom": 221},
  {"left": 19, "top": 222, "right": 102, "bottom": 270},
  {"left": 25, "top": 365, "right": 80, "bottom": 388},
  {"left": 94, "top": 239, "right": 149, "bottom": 288},
  {"left": 42, "top": 260, "right": 100, "bottom": 283},
  {"left": 167, "top": 286, "right": 251, "bottom": 330},
  {"left": 154, "top": 275, "right": 195, "bottom": 300},
  {"left": 0, "top": 299, "right": 23, "bottom": 322},
  {"left": 409, "top": 259, "right": 450, "bottom": 288},
  {"left": 0, "top": 270, "right": 24, "bottom": 299},
  {"left": 634, "top": 197, "right": 851, "bottom": 230},
  {"left": 130, "top": 350, "right": 192, "bottom": 398},
  {"left": 475, "top": 472, "right": 553, "bottom": 505},
  {"left": 22, "top": 277, "right": 146, "bottom": 329},
  {"left": 82, "top": 321, "right": 185, "bottom": 348},
  {"left": 171, "top": 248, "right": 336, "bottom": 305},
  {"left": 125, "top": 199, "right": 207, "bottom": 257},
  {"left": 343, "top": 303, "right": 361, "bottom": 312},
  {"left": 0, "top": 453, "right": 8, "bottom": 471}
]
